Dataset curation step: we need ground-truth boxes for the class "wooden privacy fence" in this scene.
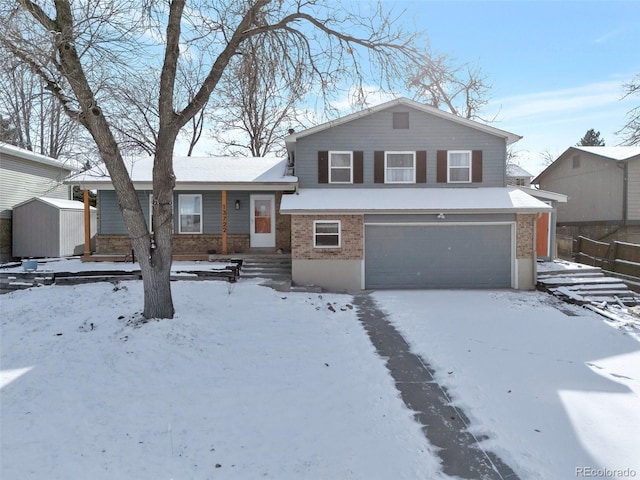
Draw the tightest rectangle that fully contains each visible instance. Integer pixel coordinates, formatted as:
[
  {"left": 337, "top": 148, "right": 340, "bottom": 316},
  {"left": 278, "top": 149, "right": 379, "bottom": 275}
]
[{"left": 575, "top": 236, "right": 640, "bottom": 278}]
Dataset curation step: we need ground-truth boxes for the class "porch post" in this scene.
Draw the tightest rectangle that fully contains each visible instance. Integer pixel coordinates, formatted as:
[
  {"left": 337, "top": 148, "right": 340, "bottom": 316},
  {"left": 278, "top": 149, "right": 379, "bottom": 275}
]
[
  {"left": 221, "top": 190, "right": 228, "bottom": 255},
  {"left": 83, "top": 189, "right": 91, "bottom": 258}
]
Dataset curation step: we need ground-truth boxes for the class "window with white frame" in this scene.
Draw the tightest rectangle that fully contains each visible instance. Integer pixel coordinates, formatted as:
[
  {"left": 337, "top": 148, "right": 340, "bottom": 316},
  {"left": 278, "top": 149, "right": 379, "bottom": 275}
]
[
  {"left": 313, "top": 220, "right": 341, "bottom": 248},
  {"left": 178, "top": 194, "right": 202, "bottom": 233},
  {"left": 329, "top": 151, "right": 353, "bottom": 183},
  {"left": 385, "top": 151, "right": 415, "bottom": 183},
  {"left": 448, "top": 151, "right": 472, "bottom": 183}
]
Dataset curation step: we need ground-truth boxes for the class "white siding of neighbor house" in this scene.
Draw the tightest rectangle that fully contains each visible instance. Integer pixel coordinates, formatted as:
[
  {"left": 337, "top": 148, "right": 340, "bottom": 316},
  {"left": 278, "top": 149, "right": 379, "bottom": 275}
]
[
  {"left": 0, "top": 153, "right": 72, "bottom": 218},
  {"left": 294, "top": 104, "right": 507, "bottom": 188},
  {"left": 628, "top": 157, "right": 640, "bottom": 222},
  {"left": 539, "top": 151, "right": 624, "bottom": 223}
]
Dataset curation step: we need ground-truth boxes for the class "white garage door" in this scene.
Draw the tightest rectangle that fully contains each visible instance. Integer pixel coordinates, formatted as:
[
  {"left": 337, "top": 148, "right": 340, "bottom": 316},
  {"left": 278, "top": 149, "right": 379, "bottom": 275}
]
[{"left": 365, "top": 224, "right": 512, "bottom": 289}]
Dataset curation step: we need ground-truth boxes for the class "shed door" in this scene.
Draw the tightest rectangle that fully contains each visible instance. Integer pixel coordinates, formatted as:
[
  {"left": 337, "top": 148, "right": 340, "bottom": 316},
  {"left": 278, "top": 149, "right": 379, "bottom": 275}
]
[{"left": 365, "top": 224, "right": 512, "bottom": 289}]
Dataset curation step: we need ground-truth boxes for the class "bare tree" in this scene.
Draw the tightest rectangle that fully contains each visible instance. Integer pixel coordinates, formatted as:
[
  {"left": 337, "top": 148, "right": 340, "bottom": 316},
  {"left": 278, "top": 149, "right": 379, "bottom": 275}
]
[
  {"left": 210, "top": 36, "right": 308, "bottom": 157},
  {"left": 1, "top": 0, "right": 423, "bottom": 319},
  {"left": 409, "top": 42, "right": 492, "bottom": 121},
  {"left": 618, "top": 73, "right": 640, "bottom": 146},
  {"left": 0, "top": 53, "right": 80, "bottom": 158}
]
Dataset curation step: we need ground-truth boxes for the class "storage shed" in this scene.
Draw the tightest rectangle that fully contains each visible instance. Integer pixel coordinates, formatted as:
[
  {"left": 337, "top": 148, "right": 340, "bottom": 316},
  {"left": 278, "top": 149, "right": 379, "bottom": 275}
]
[{"left": 12, "top": 197, "right": 96, "bottom": 258}]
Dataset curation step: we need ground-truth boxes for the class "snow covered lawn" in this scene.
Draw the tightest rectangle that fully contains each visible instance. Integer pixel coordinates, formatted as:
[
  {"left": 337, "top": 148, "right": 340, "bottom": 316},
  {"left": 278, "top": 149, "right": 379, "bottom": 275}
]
[
  {"left": 1, "top": 280, "right": 436, "bottom": 479},
  {"left": 374, "top": 290, "right": 640, "bottom": 480},
  {"left": 2, "top": 273, "right": 639, "bottom": 479}
]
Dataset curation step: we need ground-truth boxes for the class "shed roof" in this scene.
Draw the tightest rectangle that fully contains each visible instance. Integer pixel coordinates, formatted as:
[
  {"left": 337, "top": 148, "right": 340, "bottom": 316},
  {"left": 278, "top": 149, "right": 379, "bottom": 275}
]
[
  {"left": 506, "top": 164, "right": 533, "bottom": 178},
  {"left": 280, "top": 187, "right": 551, "bottom": 214},
  {"left": 66, "top": 156, "right": 298, "bottom": 191},
  {"left": 284, "top": 97, "right": 522, "bottom": 146},
  {"left": 13, "top": 196, "right": 96, "bottom": 211}
]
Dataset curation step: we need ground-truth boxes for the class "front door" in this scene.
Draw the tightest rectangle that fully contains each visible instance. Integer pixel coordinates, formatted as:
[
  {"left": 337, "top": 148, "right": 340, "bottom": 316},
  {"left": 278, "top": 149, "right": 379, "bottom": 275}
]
[{"left": 250, "top": 194, "right": 276, "bottom": 248}]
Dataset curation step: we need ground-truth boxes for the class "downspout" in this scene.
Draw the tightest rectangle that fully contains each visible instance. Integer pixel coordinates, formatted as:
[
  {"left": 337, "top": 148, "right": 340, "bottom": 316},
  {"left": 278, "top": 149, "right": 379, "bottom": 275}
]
[{"left": 623, "top": 160, "right": 628, "bottom": 227}]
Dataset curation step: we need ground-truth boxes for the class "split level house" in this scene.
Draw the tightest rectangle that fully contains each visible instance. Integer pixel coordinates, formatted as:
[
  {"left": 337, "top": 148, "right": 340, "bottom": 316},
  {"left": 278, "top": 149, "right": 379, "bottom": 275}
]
[
  {"left": 533, "top": 146, "right": 640, "bottom": 244},
  {"left": 68, "top": 97, "right": 554, "bottom": 291}
]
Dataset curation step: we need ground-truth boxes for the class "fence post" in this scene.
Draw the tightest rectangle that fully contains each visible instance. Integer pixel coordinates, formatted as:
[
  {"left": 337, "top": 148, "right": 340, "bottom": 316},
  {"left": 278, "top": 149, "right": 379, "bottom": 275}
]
[{"left": 609, "top": 241, "right": 619, "bottom": 273}]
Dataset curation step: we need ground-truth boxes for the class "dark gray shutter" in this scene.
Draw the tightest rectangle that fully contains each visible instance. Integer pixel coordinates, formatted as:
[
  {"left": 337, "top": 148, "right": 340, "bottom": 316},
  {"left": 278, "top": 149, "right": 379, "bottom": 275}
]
[
  {"left": 318, "top": 151, "right": 328, "bottom": 184},
  {"left": 472, "top": 150, "right": 483, "bottom": 183},
  {"left": 374, "top": 151, "right": 385, "bottom": 183},
  {"left": 416, "top": 151, "right": 427, "bottom": 183},
  {"left": 436, "top": 150, "right": 447, "bottom": 183},
  {"left": 353, "top": 151, "right": 364, "bottom": 184}
]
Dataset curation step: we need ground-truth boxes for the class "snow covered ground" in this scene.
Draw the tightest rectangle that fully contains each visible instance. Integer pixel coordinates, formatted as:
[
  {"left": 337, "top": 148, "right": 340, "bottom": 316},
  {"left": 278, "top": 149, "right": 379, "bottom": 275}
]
[
  {"left": 1, "top": 264, "right": 639, "bottom": 479},
  {"left": 0, "top": 280, "right": 437, "bottom": 479},
  {"left": 374, "top": 290, "right": 640, "bottom": 480}
]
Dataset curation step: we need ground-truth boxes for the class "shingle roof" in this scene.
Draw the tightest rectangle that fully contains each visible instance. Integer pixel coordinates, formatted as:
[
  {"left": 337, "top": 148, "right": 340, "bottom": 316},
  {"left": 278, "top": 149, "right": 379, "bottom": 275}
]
[{"left": 66, "top": 156, "right": 297, "bottom": 190}]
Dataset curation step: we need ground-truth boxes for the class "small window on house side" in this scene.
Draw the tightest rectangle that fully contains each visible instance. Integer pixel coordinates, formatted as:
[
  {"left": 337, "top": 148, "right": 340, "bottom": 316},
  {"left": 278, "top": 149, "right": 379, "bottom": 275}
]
[
  {"left": 329, "top": 151, "right": 353, "bottom": 183},
  {"left": 448, "top": 151, "right": 472, "bottom": 183},
  {"left": 313, "top": 220, "right": 341, "bottom": 248},
  {"left": 515, "top": 178, "right": 526, "bottom": 186},
  {"left": 385, "top": 151, "right": 415, "bottom": 183},
  {"left": 572, "top": 155, "right": 580, "bottom": 168},
  {"left": 178, "top": 194, "right": 202, "bottom": 234},
  {"left": 393, "top": 112, "right": 410, "bottom": 129}
]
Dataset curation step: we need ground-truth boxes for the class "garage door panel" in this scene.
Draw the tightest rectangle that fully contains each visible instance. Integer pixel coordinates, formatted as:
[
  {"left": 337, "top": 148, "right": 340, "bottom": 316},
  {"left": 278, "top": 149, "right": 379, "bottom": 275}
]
[{"left": 365, "top": 225, "right": 511, "bottom": 289}]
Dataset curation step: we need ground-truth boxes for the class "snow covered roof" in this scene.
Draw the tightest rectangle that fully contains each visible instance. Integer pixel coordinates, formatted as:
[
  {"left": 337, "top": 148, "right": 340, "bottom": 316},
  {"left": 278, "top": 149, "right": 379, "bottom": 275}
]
[
  {"left": 533, "top": 146, "right": 640, "bottom": 184},
  {"left": 506, "top": 164, "right": 533, "bottom": 178},
  {"left": 516, "top": 186, "right": 568, "bottom": 203},
  {"left": 572, "top": 146, "right": 640, "bottom": 161},
  {"left": 0, "top": 142, "right": 77, "bottom": 172},
  {"left": 66, "top": 156, "right": 298, "bottom": 191},
  {"left": 13, "top": 196, "right": 96, "bottom": 210},
  {"left": 280, "top": 187, "right": 552, "bottom": 214},
  {"left": 285, "top": 97, "right": 522, "bottom": 146}
]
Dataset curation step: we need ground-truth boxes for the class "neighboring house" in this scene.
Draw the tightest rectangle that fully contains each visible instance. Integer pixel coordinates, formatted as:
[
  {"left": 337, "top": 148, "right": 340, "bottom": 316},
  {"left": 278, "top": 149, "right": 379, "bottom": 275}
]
[
  {"left": 66, "top": 156, "right": 297, "bottom": 256},
  {"left": 280, "top": 97, "right": 551, "bottom": 291},
  {"left": 12, "top": 197, "right": 96, "bottom": 258},
  {"left": 506, "top": 164, "right": 533, "bottom": 186},
  {"left": 0, "top": 143, "right": 75, "bottom": 262},
  {"left": 515, "top": 187, "right": 567, "bottom": 261},
  {"left": 532, "top": 146, "right": 640, "bottom": 243}
]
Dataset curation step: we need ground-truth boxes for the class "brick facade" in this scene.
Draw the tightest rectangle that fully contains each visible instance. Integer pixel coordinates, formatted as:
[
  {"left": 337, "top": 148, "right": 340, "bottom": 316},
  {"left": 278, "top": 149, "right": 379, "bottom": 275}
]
[
  {"left": 96, "top": 234, "right": 251, "bottom": 255},
  {"left": 291, "top": 215, "right": 363, "bottom": 260},
  {"left": 516, "top": 214, "right": 536, "bottom": 259}
]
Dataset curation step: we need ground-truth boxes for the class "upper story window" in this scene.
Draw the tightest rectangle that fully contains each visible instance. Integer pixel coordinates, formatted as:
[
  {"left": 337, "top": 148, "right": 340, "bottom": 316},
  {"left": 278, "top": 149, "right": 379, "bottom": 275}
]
[
  {"left": 329, "top": 151, "right": 353, "bottom": 183},
  {"left": 393, "top": 112, "right": 410, "bottom": 129},
  {"left": 178, "top": 194, "right": 202, "bottom": 233},
  {"left": 385, "top": 151, "right": 415, "bottom": 183},
  {"left": 447, "top": 151, "right": 472, "bottom": 183}
]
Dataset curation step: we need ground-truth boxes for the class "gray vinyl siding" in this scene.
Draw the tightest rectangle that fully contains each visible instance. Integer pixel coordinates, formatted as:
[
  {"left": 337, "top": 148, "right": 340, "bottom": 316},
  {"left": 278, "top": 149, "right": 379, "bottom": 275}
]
[
  {"left": 0, "top": 154, "right": 72, "bottom": 218},
  {"left": 295, "top": 104, "right": 507, "bottom": 188},
  {"left": 628, "top": 158, "right": 640, "bottom": 221},
  {"left": 538, "top": 152, "right": 624, "bottom": 223},
  {"left": 364, "top": 224, "right": 512, "bottom": 289},
  {"left": 97, "top": 189, "right": 263, "bottom": 235}
]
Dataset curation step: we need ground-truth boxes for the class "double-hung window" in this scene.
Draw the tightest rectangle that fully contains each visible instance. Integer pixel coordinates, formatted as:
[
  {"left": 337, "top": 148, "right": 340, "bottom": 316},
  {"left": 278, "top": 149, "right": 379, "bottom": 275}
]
[
  {"left": 385, "top": 151, "right": 415, "bottom": 183},
  {"left": 313, "top": 220, "right": 341, "bottom": 248},
  {"left": 448, "top": 151, "right": 472, "bottom": 183},
  {"left": 329, "top": 151, "right": 353, "bottom": 183},
  {"left": 178, "top": 194, "right": 202, "bottom": 233}
]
